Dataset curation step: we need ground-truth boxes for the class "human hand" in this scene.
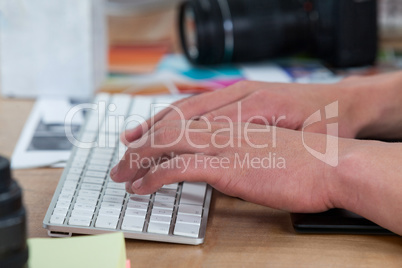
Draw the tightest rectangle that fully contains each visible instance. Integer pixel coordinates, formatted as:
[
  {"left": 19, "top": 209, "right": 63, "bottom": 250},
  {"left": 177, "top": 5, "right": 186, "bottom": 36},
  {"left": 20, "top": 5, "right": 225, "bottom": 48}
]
[
  {"left": 112, "top": 120, "right": 349, "bottom": 213},
  {"left": 121, "top": 80, "right": 364, "bottom": 146}
]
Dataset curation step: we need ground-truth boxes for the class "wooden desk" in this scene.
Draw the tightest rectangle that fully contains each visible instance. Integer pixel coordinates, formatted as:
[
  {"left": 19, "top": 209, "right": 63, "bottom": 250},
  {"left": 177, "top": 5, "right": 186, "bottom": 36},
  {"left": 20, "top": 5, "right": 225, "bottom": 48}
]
[{"left": 1, "top": 97, "right": 401, "bottom": 267}]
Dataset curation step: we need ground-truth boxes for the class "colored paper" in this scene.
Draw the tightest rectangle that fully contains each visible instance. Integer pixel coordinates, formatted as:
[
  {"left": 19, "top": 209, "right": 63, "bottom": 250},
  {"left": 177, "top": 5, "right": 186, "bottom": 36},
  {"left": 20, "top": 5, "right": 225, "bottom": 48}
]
[{"left": 28, "top": 233, "right": 126, "bottom": 268}]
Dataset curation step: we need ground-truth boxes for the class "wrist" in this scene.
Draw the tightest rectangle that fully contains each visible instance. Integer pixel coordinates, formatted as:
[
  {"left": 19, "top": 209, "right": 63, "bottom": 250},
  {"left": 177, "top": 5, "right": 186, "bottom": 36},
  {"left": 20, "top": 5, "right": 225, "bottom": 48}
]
[
  {"left": 324, "top": 138, "right": 356, "bottom": 211},
  {"left": 328, "top": 140, "right": 402, "bottom": 234},
  {"left": 328, "top": 138, "right": 398, "bottom": 211},
  {"left": 326, "top": 139, "right": 361, "bottom": 211},
  {"left": 343, "top": 72, "right": 402, "bottom": 139}
]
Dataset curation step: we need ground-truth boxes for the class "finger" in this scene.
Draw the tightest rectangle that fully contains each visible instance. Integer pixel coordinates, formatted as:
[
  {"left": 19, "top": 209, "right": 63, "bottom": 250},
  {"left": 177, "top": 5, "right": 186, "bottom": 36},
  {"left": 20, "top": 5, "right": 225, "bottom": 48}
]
[
  {"left": 202, "top": 89, "right": 295, "bottom": 127},
  {"left": 122, "top": 81, "right": 279, "bottom": 144},
  {"left": 132, "top": 119, "right": 241, "bottom": 146},
  {"left": 121, "top": 95, "right": 196, "bottom": 145},
  {"left": 130, "top": 154, "right": 223, "bottom": 195},
  {"left": 112, "top": 126, "right": 217, "bottom": 183},
  {"left": 148, "top": 119, "right": 239, "bottom": 136},
  {"left": 160, "top": 82, "right": 256, "bottom": 122}
]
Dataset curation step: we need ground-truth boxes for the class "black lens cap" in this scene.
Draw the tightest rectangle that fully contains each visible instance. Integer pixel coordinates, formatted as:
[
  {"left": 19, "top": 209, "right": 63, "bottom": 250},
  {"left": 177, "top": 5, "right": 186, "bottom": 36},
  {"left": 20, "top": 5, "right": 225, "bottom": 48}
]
[{"left": 0, "top": 157, "right": 11, "bottom": 193}]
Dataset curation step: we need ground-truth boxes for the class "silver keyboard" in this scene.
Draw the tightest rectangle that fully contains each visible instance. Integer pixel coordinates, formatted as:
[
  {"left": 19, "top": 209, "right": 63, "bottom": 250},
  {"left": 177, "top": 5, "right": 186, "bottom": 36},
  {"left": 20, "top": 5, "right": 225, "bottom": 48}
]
[{"left": 43, "top": 93, "right": 212, "bottom": 245}]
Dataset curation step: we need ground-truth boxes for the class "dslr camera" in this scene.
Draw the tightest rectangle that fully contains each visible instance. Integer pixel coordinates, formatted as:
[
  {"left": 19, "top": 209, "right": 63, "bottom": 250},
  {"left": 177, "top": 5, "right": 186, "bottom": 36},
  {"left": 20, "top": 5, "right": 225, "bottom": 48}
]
[{"left": 179, "top": 0, "right": 378, "bottom": 67}]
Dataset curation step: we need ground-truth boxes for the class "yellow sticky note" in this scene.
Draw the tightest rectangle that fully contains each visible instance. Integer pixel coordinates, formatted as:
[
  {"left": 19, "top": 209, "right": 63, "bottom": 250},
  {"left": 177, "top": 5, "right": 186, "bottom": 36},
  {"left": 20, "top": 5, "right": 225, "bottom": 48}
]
[{"left": 28, "top": 232, "right": 126, "bottom": 268}]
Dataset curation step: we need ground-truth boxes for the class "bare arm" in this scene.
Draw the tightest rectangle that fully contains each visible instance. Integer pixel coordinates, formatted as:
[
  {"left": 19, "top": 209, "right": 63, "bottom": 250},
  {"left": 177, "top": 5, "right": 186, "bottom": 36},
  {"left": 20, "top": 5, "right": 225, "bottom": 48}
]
[
  {"left": 112, "top": 121, "right": 402, "bottom": 235},
  {"left": 337, "top": 71, "right": 402, "bottom": 140},
  {"left": 332, "top": 140, "right": 402, "bottom": 235}
]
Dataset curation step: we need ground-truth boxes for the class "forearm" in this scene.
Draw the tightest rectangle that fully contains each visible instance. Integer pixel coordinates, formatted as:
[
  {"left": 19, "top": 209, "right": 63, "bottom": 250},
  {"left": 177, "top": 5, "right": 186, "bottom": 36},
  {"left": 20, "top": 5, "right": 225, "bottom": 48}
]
[
  {"left": 330, "top": 139, "right": 402, "bottom": 235},
  {"left": 343, "top": 71, "right": 402, "bottom": 140}
]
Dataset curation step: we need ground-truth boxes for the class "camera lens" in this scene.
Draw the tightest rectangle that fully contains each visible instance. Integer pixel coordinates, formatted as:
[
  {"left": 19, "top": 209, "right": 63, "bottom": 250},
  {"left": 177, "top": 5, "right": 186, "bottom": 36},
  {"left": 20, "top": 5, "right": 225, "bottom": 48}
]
[
  {"left": 0, "top": 156, "right": 28, "bottom": 268},
  {"left": 179, "top": 0, "right": 310, "bottom": 65},
  {"left": 179, "top": 0, "right": 377, "bottom": 67}
]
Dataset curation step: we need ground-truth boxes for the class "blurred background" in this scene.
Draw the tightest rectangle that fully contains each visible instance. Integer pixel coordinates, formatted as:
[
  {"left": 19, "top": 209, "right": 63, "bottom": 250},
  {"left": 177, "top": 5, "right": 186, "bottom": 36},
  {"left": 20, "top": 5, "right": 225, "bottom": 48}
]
[
  {"left": 1, "top": 0, "right": 402, "bottom": 98},
  {"left": 105, "top": 0, "right": 402, "bottom": 93}
]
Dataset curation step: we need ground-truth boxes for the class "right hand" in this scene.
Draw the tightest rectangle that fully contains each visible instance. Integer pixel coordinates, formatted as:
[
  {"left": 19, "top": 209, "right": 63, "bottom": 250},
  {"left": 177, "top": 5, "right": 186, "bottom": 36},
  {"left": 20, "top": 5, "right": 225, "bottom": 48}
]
[{"left": 122, "top": 79, "right": 362, "bottom": 145}]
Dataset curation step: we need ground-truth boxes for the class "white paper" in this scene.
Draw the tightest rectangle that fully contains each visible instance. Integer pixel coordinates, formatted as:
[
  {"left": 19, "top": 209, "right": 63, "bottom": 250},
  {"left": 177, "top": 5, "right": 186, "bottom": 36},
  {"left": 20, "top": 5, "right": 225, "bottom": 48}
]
[
  {"left": 241, "top": 63, "right": 292, "bottom": 83},
  {"left": 11, "top": 97, "right": 85, "bottom": 169}
]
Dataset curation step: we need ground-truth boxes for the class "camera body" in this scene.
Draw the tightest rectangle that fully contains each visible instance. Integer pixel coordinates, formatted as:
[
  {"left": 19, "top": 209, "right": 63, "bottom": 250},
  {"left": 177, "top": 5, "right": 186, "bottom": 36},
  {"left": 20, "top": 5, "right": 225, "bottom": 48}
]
[
  {"left": 179, "top": 0, "right": 378, "bottom": 68},
  {"left": 311, "top": 0, "right": 377, "bottom": 67}
]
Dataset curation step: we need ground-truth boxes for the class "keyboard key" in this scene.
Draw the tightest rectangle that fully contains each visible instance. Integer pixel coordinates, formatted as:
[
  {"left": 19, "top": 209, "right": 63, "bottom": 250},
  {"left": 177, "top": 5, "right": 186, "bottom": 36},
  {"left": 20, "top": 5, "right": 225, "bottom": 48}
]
[
  {"left": 69, "top": 216, "right": 92, "bottom": 227},
  {"left": 85, "top": 119, "right": 100, "bottom": 132},
  {"left": 78, "top": 190, "right": 100, "bottom": 199},
  {"left": 80, "top": 183, "right": 102, "bottom": 191},
  {"left": 125, "top": 96, "right": 153, "bottom": 130},
  {"left": 98, "top": 208, "right": 121, "bottom": 217},
  {"left": 63, "top": 180, "right": 79, "bottom": 187},
  {"left": 69, "top": 167, "right": 84, "bottom": 175},
  {"left": 100, "top": 202, "right": 124, "bottom": 210},
  {"left": 61, "top": 183, "right": 77, "bottom": 192},
  {"left": 82, "top": 176, "right": 104, "bottom": 185},
  {"left": 55, "top": 200, "right": 71, "bottom": 209},
  {"left": 84, "top": 93, "right": 109, "bottom": 132},
  {"left": 177, "top": 204, "right": 203, "bottom": 217},
  {"left": 71, "top": 209, "right": 94, "bottom": 218},
  {"left": 73, "top": 203, "right": 96, "bottom": 212},
  {"left": 87, "top": 164, "right": 109, "bottom": 172},
  {"left": 121, "top": 216, "right": 145, "bottom": 232},
  {"left": 93, "top": 147, "right": 115, "bottom": 155},
  {"left": 105, "top": 188, "right": 126, "bottom": 197},
  {"left": 50, "top": 214, "right": 65, "bottom": 225},
  {"left": 180, "top": 182, "right": 206, "bottom": 206},
  {"left": 176, "top": 214, "right": 201, "bottom": 225},
  {"left": 58, "top": 193, "right": 74, "bottom": 202},
  {"left": 80, "top": 133, "right": 97, "bottom": 143},
  {"left": 129, "top": 195, "right": 151, "bottom": 204},
  {"left": 95, "top": 215, "right": 119, "bottom": 229},
  {"left": 153, "top": 201, "right": 174, "bottom": 209},
  {"left": 174, "top": 223, "right": 200, "bottom": 238},
  {"left": 92, "top": 151, "right": 114, "bottom": 159},
  {"left": 76, "top": 196, "right": 98, "bottom": 206},
  {"left": 147, "top": 222, "right": 170, "bottom": 235},
  {"left": 60, "top": 189, "right": 75, "bottom": 196},
  {"left": 150, "top": 215, "right": 171, "bottom": 224},
  {"left": 102, "top": 195, "right": 124, "bottom": 204},
  {"left": 126, "top": 202, "right": 148, "bottom": 211},
  {"left": 71, "top": 161, "right": 85, "bottom": 169},
  {"left": 154, "top": 194, "right": 175, "bottom": 204},
  {"left": 66, "top": 174, "right": 80, "bottom": 182},
  {"left": 125, "top": 208, "right": 147, "bottom": 217},
  {"left": 107, "top": 181, "right": 125, "bottom": 190},
  {"left": 85, "top": 170, "right": 107, "bottom": 178},
  {"left": 161, "top": 183, "right": 179, "bottom": 190},
  {"left": 72, "top": 155, "right": 88, "bottom": 163},
  {"left": 156, "top": 188, "right": 177, "bottom": 196},
  {"left": 52, "top": 207, "right": 68, "bottom": 217},
  {"left": 91, "top": 153, "right": 113, "bottom": 161},
  {"left": 75, "top": 148, "right": 91, "bottom": 156},
  {"left": 89, "top": 159, "right": 110, "bottom": 166},
  {"left": 151, "top": 208, "right": 173, "bottom": 217}
]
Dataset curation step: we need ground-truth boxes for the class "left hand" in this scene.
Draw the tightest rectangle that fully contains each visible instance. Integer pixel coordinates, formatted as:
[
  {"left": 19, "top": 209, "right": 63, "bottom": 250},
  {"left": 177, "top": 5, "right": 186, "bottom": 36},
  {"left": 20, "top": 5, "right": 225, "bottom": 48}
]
[{"left": 111, "top": 120, "right": 347, "bottom": 213}]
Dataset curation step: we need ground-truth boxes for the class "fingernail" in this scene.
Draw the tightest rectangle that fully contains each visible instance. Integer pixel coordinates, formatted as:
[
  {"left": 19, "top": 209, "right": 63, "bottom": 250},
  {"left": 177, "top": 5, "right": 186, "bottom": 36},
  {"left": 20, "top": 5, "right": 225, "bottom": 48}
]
[
  {"left": 110, "top": 165, "right": 118, "bottom": 177},
  {"left": 125, "top": 182, "right": 134, "bottom": 194},
  {"left": 132, "top": 178, "right": 143, "bottom": 191}
]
